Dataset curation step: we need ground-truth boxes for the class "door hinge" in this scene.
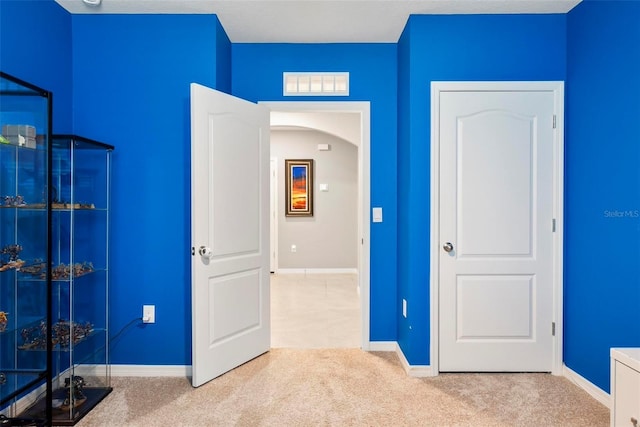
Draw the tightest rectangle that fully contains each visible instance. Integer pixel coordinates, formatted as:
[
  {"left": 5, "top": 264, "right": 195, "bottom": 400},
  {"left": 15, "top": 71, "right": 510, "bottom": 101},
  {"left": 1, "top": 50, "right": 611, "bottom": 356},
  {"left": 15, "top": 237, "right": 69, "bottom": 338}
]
[
  {"left": 191, "top": 247, "right": 195, "bottom": 256},
  {"left": 552, "top": 218, "right": 556, "bottom": 232},
  {"left": 552, "top": 322, "right": 556, "bottom": 336},
  {"left": 361, "top": 238, "right": 364, "bottom": 245},
  {"left": 553, "top": 115, "right": 557, "bottom": 129}
]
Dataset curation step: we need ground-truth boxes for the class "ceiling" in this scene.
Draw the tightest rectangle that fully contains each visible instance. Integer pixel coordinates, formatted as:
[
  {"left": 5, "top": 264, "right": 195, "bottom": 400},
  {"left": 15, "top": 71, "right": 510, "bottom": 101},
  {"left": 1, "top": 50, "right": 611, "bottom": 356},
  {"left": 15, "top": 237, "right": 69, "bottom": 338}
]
[{"left": 54, "top": 0, "right": 582, "bottom": 43}]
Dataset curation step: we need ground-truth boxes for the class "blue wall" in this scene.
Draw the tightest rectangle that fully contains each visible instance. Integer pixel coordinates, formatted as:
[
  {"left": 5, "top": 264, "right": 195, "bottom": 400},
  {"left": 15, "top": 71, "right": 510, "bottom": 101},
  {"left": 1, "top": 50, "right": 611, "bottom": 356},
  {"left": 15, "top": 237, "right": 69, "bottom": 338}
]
[
  {"left": 215, "top": 21, "right": 232, "bottom": 93},
  {"left": 397, "top": 20, "right": 412, "bottom": 359},
  {"left": 0, "top": 0, "right": 72, "bottom": 133},
  {"left": 396, "top": 14, "right": 567, "bottom": 364},
  {"left": 565, "top": 0, "right": 640, "bottom": 392},
  {"left": 2, "top": 0, "right": 638, "bottom": 393},
  {"left": 232, "top": 43, "right": 399, "bottom": 341},
  {"left": 71, "top": 14, "right": 229, "bottom": 364}
]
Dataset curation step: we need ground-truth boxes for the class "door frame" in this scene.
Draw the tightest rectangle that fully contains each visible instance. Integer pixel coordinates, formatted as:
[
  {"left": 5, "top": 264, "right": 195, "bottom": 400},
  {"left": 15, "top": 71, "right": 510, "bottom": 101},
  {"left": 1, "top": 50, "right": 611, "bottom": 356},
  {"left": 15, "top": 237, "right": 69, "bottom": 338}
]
[
  {"left": 270, "top": 157, "right": 278, "bottom": 273},
  {"left": 429, "top": 81, "right": 565, "bottom": 375},
  {"left": 260, "top": 101, "right": 371, "bottom": 350}
]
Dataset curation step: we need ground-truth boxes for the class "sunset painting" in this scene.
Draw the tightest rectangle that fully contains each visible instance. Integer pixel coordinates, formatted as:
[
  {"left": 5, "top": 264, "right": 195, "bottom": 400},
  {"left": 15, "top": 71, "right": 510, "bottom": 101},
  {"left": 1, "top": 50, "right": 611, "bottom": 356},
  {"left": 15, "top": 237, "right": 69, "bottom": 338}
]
[
  {"left": 285, "top": 159, "right": 314, "bottom": 216},
  {"left": 291, "top": 166, "right": 308, "bottom": 210}
]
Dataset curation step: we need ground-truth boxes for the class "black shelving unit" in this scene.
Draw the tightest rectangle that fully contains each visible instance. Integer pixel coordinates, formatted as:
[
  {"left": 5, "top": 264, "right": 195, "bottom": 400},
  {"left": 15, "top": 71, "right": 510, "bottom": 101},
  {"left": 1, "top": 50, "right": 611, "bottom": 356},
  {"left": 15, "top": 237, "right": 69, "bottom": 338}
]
[
  {"left": 0, "top": 71, "right": 53, "bottom": 425},
  {"left": 1, "top": 73, "right": 113, "bottom": 426}
]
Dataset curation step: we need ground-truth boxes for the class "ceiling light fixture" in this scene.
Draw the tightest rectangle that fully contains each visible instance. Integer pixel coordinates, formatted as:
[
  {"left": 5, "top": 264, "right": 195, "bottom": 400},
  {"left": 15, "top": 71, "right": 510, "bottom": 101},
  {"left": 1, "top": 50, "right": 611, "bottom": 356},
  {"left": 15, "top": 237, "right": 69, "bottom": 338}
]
[{"left": 82, "top": 0, "right": 101, "bottom": 6}]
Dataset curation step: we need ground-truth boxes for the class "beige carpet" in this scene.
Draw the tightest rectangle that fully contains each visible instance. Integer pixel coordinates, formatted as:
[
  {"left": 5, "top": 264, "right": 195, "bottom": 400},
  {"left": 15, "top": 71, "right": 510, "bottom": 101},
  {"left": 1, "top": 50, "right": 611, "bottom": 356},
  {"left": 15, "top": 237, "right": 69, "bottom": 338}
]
[{"left": 76, "top": 349, "right": 609, "bottom": 427}]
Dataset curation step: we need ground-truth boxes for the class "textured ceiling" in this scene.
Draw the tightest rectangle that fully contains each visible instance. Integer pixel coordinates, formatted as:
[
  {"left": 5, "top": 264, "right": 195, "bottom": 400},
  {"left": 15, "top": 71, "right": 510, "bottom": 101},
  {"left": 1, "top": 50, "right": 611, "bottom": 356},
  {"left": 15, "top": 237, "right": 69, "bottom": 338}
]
[{"left": 55, "top": 0, "right": 582, "bottom": 43}]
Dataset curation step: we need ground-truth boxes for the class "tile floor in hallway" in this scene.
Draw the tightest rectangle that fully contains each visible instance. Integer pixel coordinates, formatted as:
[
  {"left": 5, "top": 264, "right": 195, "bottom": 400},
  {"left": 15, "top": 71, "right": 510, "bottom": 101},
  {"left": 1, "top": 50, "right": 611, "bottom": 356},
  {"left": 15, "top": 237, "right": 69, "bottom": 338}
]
[{"left": 270, "top": 273, "right": 361, "bottom": 348}]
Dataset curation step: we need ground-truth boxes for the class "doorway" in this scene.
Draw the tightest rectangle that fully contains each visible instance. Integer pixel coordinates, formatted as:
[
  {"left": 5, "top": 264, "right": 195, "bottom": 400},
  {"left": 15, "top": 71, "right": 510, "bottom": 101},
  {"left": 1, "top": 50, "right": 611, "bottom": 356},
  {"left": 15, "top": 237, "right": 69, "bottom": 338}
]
[
  {"left": 261, "top": 101, "right": 371, "bottom": 350},
  {"left": 429, "top": 82, "right": 564, "bottom": 374}
]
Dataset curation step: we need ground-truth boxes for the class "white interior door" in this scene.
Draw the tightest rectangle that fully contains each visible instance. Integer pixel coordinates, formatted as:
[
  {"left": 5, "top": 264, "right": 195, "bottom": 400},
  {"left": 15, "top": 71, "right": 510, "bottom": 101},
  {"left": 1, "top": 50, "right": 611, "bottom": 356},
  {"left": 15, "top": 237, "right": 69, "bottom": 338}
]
[
  {"left": 439, "top": 87, "right": 557, "bottom": 372},
  {"left": 191, "top": 83, "right": 270, "bottom": 387}
]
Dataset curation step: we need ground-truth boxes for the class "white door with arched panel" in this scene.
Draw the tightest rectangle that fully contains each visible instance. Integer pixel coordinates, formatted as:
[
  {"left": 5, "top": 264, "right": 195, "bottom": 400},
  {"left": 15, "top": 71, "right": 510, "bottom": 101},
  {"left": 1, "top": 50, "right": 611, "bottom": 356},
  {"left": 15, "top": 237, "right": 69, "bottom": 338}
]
[{"left": 435, "top": 82, "right": 563, "bottom": 372}]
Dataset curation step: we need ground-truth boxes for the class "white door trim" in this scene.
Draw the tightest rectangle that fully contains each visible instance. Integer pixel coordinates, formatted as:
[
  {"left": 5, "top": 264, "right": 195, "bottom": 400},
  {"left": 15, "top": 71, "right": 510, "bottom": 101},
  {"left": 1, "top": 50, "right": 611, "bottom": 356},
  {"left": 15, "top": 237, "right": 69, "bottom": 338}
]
[
  {"left": 260, "top": 101, "right": 371, "bottom": 351},
  {"left": 429, "top": 81, "right": 564, "bottom": 375},
  {"left": 270, "top": 157, "right": 278, "bottom": 273}
]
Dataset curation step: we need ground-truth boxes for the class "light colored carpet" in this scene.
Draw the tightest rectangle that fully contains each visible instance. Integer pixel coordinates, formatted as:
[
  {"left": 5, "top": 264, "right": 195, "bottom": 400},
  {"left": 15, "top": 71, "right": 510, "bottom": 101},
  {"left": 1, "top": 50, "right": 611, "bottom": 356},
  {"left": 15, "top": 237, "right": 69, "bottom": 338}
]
[{"left": 76, "top": 349, "right": 609, "bottom": 427}]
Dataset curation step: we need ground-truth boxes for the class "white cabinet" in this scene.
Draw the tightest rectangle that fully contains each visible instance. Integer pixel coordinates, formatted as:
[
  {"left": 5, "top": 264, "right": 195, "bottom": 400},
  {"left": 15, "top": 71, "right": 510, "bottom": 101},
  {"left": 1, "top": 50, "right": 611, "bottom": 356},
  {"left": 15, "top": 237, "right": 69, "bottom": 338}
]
[{"left": 611, "top": 348, "right": 640, "bottom": 427}]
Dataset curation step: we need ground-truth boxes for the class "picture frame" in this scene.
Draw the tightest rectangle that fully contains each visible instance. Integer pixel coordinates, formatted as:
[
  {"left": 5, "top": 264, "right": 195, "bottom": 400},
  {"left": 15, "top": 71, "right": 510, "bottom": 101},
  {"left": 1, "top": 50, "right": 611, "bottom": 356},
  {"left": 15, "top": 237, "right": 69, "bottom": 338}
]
[{"left": 285, "top": 159, "right": 314, "bottom": 217}]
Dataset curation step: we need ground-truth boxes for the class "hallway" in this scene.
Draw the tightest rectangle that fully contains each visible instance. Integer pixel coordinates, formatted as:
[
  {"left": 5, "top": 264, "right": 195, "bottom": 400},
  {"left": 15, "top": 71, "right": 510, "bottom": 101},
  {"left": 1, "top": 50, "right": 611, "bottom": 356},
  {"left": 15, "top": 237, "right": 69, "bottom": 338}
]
[{"left": 270, "top": 273, "right": 360, "bottom": 348}]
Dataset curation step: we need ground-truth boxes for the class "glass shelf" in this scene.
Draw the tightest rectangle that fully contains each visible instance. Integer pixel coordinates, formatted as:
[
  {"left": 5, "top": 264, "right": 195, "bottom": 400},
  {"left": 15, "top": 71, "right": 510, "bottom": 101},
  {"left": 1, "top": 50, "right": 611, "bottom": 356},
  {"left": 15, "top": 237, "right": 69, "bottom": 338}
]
[
  {"left": 17, "top": 328, "right": 107, "bottom": 353},
  {"left": 17, "top": 268, "right": 107, "bottom": 283},
  {"left": 0, "top": 316, "right": 44, "bottom": 336}
]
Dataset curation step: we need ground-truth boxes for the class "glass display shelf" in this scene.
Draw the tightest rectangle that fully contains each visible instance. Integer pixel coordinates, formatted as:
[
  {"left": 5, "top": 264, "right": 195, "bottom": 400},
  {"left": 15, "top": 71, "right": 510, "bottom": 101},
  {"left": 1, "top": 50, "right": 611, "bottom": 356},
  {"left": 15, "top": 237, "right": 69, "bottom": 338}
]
[
  {"left": 2, "top": 74, "right": 112, "bottom": 425},
  {"left": 20, "top": 326, "right": 110, "bottom": 426},
  {"left": 0, "top": 315, "right": 46, "bottom": 404},
  {"left": 0, "top": 72, "right": 51, "bottom": 420},
  {"left": 17, "top": 135, "right": 113, "bottom": 425}
]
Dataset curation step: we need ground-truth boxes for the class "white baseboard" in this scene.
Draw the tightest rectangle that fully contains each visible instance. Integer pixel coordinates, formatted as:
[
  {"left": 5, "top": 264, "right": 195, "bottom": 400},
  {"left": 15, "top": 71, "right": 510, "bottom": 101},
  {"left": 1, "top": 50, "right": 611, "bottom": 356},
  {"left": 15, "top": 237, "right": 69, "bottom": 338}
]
[
  {"left": 32, "top": 364, "right": 188, "bottom": 381},
  {"left": 110, "top": 364, "right": 191, "bottom": 377},
  {"left": 73, "top": 364, "right": 110, "bottom": 377},
  {"left": 0, "top": 381, "right": 47, "bottom": 417},
  {"left": 276, "top": 268, "right": 357, "bottom": 274},
  {"left": 366, "top": 341, "right": 433, "bottom": 377},
  {"left": 368, "top": 341, "right": 396, "bottom": 351},
  {"left": 395, "top": 343, "right": 434, "bottom": 377},
  {"left": 0, "top": 367, "right": 74, "bottom": 416},
  {"left": 563, "top": 364, "right": 610, "bottom": 408}
]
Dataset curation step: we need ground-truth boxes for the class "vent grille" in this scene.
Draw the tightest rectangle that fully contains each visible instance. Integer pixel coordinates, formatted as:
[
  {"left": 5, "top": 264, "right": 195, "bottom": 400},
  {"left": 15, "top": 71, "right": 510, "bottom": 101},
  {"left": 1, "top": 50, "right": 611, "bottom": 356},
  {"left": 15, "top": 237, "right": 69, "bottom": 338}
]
[{"left": 283, "top": 72, "right": 349, "bottom": 96}]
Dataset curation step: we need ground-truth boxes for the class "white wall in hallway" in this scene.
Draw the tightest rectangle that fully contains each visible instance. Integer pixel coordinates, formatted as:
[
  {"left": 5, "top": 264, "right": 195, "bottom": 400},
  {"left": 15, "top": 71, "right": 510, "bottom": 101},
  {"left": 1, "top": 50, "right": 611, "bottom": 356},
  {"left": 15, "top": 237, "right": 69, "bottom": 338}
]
[{"left": 271, "top": 129, "right": 357, "bottom": 269}]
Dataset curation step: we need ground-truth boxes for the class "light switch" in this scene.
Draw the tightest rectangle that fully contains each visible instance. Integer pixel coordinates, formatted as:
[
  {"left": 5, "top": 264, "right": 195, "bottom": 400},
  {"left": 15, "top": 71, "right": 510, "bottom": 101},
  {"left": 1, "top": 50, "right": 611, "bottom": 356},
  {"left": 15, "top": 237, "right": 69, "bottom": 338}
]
[
  {"left": 320, "top": 183, "right": 329, "bottom": 192},
  {"left": 372, "top": 207, "right": 383, "bottom": 223}
]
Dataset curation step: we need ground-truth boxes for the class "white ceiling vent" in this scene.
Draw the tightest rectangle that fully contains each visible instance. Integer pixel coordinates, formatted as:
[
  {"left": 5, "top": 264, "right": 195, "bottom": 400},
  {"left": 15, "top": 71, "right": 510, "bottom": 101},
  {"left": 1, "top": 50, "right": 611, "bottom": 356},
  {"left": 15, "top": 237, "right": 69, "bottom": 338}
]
[{"left": 283, "top": 72, "right": 349, "bottom": 96}]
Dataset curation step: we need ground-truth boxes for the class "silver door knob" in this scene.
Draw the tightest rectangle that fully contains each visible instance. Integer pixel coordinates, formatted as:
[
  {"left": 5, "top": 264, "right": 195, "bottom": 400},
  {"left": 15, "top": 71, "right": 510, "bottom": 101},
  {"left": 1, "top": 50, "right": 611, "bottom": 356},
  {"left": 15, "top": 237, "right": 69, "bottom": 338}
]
[
  {"left": 199, "top": 246, "right": 213, "bottom": 258},
  {"left": 443, "top": 242, "right": 454, "bottom": 253}
]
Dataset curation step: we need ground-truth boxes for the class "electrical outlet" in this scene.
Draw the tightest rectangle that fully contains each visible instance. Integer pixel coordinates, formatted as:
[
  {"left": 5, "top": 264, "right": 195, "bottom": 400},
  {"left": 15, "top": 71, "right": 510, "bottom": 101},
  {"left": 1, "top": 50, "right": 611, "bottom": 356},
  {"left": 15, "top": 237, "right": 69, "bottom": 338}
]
[
  {"left": 143, "top": 305, "right": 155, "bottom": 323},
  {"left": 402, "top": 299, "right": 407, "bottom": 318},
  {"left": 291, "top": 244, "right": 297, "bottom": 253}
]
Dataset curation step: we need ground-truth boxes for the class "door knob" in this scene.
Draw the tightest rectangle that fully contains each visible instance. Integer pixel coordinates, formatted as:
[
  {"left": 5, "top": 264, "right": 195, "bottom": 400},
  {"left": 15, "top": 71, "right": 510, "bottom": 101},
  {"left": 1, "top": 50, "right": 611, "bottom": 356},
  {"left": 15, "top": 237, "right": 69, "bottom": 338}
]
[
  {"left": 198, "top": 246, "right": 213, "bottom": 258},
  {"left": 443, "top": 242, "right": 454, "bottom": 253}
]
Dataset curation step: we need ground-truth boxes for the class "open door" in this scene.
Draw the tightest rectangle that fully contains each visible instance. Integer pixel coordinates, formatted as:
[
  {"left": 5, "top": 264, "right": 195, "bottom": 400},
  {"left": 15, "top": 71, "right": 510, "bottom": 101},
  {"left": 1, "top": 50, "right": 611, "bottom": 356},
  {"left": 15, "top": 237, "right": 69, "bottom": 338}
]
[{"left": 190, "top": 83, "right": 270, "bottom": 387}]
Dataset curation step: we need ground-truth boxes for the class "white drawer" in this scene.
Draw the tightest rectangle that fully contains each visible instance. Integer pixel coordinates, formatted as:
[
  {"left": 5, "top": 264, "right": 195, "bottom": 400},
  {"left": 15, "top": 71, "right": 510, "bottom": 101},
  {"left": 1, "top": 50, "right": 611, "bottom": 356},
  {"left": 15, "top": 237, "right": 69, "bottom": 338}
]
[{"left": 612, "top": 349, "right": 640, "bottom": 427}]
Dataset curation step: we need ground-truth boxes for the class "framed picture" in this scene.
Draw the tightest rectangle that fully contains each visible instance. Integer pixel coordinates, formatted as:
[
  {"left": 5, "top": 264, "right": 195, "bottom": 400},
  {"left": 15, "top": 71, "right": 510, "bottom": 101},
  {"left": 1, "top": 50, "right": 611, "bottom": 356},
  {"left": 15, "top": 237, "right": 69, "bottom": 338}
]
[{"left": 285, "top": 159, "right": 314, "bottom": 216}]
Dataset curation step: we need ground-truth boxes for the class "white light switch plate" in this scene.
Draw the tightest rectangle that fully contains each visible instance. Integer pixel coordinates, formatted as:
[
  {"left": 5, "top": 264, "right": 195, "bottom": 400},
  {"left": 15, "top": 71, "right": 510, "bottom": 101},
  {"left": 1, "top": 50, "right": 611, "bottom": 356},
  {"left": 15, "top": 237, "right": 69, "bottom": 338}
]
[{"left": 372, "top": 207, "right": 383, "bottom": 223}]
